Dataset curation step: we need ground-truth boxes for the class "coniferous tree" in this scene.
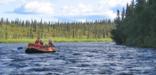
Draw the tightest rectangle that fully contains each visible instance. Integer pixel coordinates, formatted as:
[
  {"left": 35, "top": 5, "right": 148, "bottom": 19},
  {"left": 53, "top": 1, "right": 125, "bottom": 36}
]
[{"left": 112, "top": 0, "right": 156, "bottom": 47}]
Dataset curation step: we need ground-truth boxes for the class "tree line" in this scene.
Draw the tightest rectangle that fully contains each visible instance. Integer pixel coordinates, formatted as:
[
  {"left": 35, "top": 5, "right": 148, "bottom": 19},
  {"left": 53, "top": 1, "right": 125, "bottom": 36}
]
[
  {"left": 0, "top": 18, "right": 114, "bottom": 39},
  {"left": 112, "top": 0, "right": 156, "bottom": 47}
]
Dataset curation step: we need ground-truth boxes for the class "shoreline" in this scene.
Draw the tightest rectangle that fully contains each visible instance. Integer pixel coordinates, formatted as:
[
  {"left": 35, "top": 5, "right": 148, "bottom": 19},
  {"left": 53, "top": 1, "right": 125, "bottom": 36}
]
[{"left": 0, "top": 38, "right": 112, "bottom": 43}]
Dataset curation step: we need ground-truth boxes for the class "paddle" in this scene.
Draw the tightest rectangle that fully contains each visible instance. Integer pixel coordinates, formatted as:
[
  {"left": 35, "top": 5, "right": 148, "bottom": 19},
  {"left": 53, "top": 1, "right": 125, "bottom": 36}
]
[{"left": 17, "top": 47, "right": 24, "bottom": 50}]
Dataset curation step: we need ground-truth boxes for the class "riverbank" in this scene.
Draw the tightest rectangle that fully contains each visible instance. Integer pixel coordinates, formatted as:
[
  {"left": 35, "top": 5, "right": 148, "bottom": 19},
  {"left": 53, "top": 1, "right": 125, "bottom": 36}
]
[{"left": 0, "top": 38, "right": 112, "bottom": 43}]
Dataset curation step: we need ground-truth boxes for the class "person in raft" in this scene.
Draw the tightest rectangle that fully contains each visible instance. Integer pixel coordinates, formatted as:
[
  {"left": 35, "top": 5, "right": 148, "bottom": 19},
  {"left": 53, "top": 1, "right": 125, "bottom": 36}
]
[
  {"left": 45, "top": 39, "right": 55, "bottom": 51},
  {"left": 27, "top": 37, "right": 43, "bottom": 48},
  {"left": 34, "top": 37, "right": 43, "bottom": 48},
  {"left": 48, "top": 40, "right": 55, "bottom": 47}
]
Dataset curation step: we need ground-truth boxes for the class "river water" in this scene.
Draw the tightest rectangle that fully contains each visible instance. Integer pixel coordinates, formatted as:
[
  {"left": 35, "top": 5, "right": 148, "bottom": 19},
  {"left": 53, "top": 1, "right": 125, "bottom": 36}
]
[{"left": 0, "top": 42, "right": 156, "bottom": 75}]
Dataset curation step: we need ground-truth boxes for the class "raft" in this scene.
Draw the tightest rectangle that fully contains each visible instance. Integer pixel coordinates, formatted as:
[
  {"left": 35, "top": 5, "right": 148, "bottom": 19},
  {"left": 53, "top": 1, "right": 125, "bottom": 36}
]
[{"left": 25, "top": 48, "right": 56, "bottom": 53}]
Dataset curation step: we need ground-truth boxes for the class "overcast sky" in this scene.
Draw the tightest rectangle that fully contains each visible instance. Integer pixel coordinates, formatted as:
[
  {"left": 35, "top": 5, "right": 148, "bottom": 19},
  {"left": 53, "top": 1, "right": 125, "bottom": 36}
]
[{"left": 0, "top": 0, "right": 132, "bottom": 22}]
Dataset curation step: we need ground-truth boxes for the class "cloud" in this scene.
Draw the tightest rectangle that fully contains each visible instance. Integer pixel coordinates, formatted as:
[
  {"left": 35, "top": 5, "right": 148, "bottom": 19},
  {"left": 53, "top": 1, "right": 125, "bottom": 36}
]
[
  {"left": 54, "top": 15, "right": 106, "bottom": 23},
  {"left": 55, "top": 0, "right": 131, "bottom": 20},
  {"left": 56, "top": 3, "right": 111, "bottom": 20},
  {"left": 61, "top": 3, "right": 93, "bottom": 16},
  {"left": 4, "top": 0, "right": 132, "bottom": 22},
  {"left": 13, "top": 1, "right": 54, "bottom": 15},
  {"left": 97, "top": 0, "right": 131, "bottom": 19},
  {"left": 0, "top": 0, "right": 15, "bottom": 4},
  {"left": 99, "top": 0, "right": 131, "bottom": 8}
]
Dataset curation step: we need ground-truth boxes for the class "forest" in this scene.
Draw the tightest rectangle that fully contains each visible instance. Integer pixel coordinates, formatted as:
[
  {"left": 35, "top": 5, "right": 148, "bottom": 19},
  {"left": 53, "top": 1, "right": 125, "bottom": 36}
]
[
  {"left": 112, "top": 0, "right": 156, "bottom": 48},
  {"left": 0, "top": 18, "right": 114, "bottom": 42}
]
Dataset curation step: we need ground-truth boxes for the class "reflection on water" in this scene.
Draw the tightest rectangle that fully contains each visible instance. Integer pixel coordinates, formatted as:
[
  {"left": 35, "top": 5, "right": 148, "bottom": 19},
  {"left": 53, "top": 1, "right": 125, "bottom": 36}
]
[{"left": 0, "top": 42, "right": 156, "bottom": 75}]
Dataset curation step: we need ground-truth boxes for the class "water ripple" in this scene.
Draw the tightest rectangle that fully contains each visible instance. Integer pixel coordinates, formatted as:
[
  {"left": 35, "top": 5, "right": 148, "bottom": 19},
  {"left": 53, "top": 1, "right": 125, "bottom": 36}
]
[{"left": 0, "top": 42, "right": 156, "bottom": 75}]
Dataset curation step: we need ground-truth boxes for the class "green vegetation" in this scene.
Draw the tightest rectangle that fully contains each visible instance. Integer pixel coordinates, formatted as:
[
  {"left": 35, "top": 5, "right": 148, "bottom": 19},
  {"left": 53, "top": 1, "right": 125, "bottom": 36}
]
[
  {"left": 112, "top": 0, "right": 156, "bottom": 48},
  {"left": 0, "top": 38, "right": 112, "bottom": 43},
  {"left": 0, "top": 18, "right": 114, "bottom": 43}
]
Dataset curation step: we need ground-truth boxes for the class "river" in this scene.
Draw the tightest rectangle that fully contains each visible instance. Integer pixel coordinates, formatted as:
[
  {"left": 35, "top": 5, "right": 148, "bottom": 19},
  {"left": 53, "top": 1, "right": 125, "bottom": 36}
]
[{"left": 0, "top": 42, "right": 156, "bottom": 75}]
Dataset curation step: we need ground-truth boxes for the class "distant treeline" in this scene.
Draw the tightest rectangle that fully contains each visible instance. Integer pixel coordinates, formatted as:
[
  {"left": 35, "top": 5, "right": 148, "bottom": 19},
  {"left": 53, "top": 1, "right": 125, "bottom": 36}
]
[
  {"left": 112, "top": 0, "right": 156, "bottom": 47},
  {"left": 0, "top": 18, "right": 114, "bottom": 39}
]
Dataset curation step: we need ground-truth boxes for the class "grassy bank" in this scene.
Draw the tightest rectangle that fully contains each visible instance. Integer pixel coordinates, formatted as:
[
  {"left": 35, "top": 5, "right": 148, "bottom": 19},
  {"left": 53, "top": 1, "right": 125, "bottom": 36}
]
[{"left": 0, "top": 38, "right": 112, "bottom": 43}]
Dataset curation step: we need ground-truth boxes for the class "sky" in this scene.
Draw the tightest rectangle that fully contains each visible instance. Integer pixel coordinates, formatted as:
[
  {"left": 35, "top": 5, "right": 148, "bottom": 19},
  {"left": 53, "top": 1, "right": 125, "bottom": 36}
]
[{"left": 0, "top": 0, "right": 132, "bottom": 22}]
